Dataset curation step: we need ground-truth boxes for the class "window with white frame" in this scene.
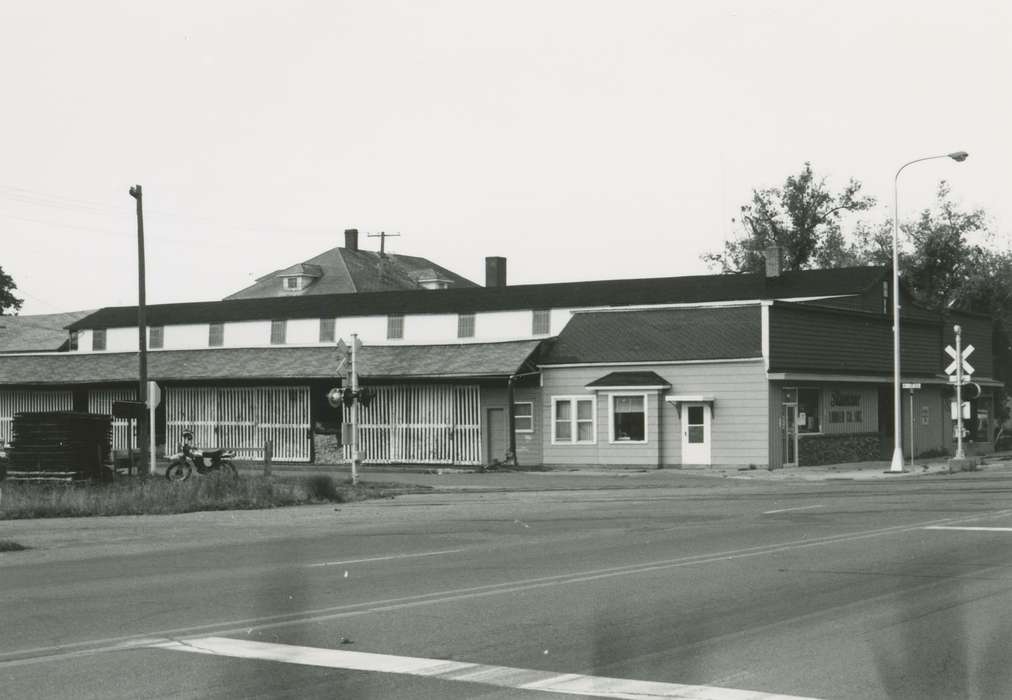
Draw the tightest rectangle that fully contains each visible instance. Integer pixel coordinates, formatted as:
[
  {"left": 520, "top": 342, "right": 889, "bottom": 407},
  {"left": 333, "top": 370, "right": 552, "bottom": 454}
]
[
  {"left": 514, "top": 402, "right": 533, "bottom": 432},
  {"left": 387, "top": 314, "right": 404, "bottom": 340},
  {"left": 532, "top": 309, "right": 551, "bottom": 335},
  {"left": 457, "top": 313, "right": 475, "bottom": 338},
  {"left": 92, "top": 329, "right": 106, "bottom": 351},
  {"left": 552, "top": 396, "right": 595, "bottom": 444},
  {"left": 69, "top": 330, "right": 79, "bottom": 351},
  {"left": 610, "top": 394, "right": 646, "bottom": 442}
]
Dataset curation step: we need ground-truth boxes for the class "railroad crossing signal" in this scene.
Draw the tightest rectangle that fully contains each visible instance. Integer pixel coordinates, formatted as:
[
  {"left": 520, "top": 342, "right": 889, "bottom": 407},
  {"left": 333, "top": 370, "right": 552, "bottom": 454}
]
[{"left": 944, "top": 343, "right": 974, "bottom": 377}]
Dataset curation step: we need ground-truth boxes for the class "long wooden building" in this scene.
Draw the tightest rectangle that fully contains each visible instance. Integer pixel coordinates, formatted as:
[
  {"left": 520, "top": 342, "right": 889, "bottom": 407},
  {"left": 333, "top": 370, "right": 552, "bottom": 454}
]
[{"left": 0, "top": 236, "right": 1005, "bottom": 469}]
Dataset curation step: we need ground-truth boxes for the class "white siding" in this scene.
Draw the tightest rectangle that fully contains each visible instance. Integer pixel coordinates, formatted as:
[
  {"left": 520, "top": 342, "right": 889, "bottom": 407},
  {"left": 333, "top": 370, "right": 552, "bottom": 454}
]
[
  {"left": 70, "top": 307, "right": 580, "bottom": 352},
  {"left": 541, "top": 360, "right": 768, "bottom": 468}
]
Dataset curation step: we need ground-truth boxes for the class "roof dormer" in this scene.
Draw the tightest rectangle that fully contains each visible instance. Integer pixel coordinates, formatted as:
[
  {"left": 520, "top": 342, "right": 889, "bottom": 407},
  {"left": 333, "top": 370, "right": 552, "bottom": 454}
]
[{"left": 276, "top": 263, "right": 323, "bottom": 293}]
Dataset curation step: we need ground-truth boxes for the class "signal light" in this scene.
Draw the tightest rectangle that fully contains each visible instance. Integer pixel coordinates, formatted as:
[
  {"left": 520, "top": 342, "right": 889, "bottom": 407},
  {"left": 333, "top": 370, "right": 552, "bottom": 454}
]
[
  {"left": 358, "top": 387, "right": 376, "bottom": 408},
  {"left": 342, "top": 387, "right": 356, "bottom": 408}
]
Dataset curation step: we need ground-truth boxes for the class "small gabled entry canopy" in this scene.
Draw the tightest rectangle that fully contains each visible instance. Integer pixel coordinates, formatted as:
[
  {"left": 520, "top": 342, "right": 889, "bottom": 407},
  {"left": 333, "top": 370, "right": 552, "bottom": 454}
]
[
  {"left": 585, "top": 371, "right": 671, "bottom": 391},
  {"left": 664, "top": 394, "right": 717, "bottom": 417}
]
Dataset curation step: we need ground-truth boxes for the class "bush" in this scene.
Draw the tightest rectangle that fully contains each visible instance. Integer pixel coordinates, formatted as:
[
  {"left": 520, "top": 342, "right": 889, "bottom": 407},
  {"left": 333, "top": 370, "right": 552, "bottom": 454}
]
[{"left": 304, "top": 474, "right": 340, "bottom": 502}]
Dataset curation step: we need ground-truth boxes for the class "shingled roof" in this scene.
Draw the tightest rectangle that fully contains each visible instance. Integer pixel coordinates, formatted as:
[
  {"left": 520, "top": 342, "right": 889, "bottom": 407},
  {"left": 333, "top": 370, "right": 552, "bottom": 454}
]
[
  {"left": 69, "top": 266, "right": 889, "bottom": 331},
  {"left": 224, "top": 245, "right": 478, "bottom": 299},
  {"left": 0, "top": 310, "right": 94, "bottom": 354},
  {"left": 0, "top": 340, "right": 542, "bottom": 385},
  {"left": 540, "top": 306, "right": 763, "bottom": 365}
]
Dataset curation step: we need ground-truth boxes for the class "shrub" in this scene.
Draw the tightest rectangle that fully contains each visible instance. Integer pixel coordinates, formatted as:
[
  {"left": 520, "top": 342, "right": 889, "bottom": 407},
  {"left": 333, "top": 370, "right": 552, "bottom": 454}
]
[{"left": 304, "top": 474, "right": 340, "bottom": 502}]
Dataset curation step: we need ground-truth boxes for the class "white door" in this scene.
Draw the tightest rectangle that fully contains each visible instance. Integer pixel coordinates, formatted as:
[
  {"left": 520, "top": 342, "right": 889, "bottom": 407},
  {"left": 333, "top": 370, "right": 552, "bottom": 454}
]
[{"left": 681, "top": 403, "right": 711, "bottom": 465}]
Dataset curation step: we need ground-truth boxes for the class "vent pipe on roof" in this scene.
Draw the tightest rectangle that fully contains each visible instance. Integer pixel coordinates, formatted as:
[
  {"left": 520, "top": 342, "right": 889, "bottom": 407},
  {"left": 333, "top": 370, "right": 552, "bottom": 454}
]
[
  {"left": 485, "top": 256, "right": 507, "bottom": 288},
  {"left": 765, "top": 244, "right": 783, "bottom": 278},
  {"left": 344, "top": 228, "right": 359, "bottom": 251}
]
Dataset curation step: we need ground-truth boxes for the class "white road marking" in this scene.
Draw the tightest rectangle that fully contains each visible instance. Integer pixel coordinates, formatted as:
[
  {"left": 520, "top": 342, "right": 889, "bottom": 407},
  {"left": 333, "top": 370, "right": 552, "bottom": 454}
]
[
  {"left": 8, "top": 506, "right": 1012, "bottom": 669},
  {"left": 306, "top": 548, "right": 466, "bottom": 568},
  {"left": 152, "top": 636, "right": 821, "bottom": 699},
  {"left": 763, "top": 505, "right": 825, "bottom": 515},
  {"left": 923, "top": 526, "right": 1012, "bottom": 532}
]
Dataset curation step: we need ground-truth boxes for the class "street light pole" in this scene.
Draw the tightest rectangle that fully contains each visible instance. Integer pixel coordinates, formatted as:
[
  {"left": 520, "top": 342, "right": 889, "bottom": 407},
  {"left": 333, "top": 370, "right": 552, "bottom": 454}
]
[{"left": 889, "top": 151, "right": 968, "bottom": 473}]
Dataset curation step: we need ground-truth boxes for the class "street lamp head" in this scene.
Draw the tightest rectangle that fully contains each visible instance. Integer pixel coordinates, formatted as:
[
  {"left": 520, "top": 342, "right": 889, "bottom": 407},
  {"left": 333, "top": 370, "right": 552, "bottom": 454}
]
[{"left": 948, "top": 151, "right": 969, "bottom": 162}]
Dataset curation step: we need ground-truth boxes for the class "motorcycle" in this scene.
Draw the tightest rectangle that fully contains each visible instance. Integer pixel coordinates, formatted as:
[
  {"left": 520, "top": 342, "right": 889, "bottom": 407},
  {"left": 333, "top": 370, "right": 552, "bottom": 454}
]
[{"left": 165, "top": 431, "right": 238, "bottom": 481}]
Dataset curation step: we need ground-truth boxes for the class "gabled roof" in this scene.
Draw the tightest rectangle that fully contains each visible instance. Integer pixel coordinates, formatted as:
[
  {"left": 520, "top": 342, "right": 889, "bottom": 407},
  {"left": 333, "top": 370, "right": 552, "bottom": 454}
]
[
  {"left": 225, "top": 245, "right": 478, "bottom": 299},
  {"left": 69, "top": 266, "right": 889, "bottom": 331},
  {"left": 0, "top": 310, "right": 95, "bottom": 354},
  {"left": 540, "top": 306, "right": 762, "bottom": 365}
]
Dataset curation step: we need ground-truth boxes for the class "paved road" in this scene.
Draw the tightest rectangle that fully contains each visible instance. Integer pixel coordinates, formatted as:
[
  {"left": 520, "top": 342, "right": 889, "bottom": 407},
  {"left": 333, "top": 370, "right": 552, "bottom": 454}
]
[{"left": 4, "top": 471, "right": 1012, "bottom": 698}]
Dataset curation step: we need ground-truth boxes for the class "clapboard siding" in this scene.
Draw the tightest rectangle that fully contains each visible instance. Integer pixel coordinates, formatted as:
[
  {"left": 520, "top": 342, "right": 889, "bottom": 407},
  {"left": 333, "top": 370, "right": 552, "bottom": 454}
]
[
  {"left": 770, "top": 304, "right": 941, "bottom": 376},
  {"left": 541, "top": 360, "right": 767, "bottom": 468}
]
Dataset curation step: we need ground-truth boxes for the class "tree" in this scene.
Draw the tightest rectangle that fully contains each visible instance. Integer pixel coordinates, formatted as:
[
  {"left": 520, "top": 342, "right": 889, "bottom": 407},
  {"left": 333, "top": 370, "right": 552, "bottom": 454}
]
[
  {"left": 0, "top": 266, "right": 23, "bottom": 315},
  {"left": 703, "top": 162, "right": 876, "bottom": 273}
]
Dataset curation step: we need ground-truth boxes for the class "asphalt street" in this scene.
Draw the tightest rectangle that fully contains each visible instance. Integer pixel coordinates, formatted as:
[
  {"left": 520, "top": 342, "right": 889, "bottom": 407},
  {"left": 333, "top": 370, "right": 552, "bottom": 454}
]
[{"left": 4, "top": 469, "right": 1012, "bottom": 698}]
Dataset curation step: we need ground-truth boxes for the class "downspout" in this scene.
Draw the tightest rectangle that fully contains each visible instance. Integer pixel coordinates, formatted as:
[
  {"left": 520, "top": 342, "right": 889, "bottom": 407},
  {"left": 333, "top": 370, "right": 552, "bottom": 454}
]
[{"left": 507, "top": 370, "right": 541, "bottom": 467}]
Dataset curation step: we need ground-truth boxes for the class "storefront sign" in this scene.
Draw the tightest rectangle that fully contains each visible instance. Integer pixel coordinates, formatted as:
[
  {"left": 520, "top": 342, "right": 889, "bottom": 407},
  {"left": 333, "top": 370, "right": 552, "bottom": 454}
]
[{"left": 830, "top": 391, "right": 861, "bottom": 407}]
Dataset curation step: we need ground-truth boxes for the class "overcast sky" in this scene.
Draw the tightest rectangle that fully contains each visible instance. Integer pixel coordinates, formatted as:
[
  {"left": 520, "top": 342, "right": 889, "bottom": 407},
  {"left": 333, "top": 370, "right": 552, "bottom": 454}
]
[{"left": 2, "top": 0, "right": 1010, "bottom": 315}]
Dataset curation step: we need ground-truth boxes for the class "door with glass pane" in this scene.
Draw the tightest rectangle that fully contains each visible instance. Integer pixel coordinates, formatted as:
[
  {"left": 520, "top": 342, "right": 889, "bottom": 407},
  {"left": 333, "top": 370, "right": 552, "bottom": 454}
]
[{"left": 681, "top": 403, "right": 710, "bottom": 465}]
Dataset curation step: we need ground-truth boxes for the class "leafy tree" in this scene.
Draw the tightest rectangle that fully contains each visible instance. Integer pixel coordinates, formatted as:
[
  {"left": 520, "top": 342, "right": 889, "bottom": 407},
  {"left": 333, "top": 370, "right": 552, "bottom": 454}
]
[
  {"left": 703, "top": 162, "right": 876, "bottom": 273},
  {"left": 0, "top": 266, "right": 23, "bottom": 315}
]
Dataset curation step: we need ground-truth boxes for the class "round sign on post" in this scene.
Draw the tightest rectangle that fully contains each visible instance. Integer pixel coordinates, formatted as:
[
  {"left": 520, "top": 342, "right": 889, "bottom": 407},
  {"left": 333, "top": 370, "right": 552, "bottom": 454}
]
[{"left": 327, "top": 387, "right": 343, "bottom": 408}]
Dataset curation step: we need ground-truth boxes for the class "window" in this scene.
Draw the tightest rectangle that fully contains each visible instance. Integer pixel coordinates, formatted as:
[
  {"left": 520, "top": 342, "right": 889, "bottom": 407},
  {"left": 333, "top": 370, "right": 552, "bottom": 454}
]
[
  {"left": 209, "top": 323, "right": 224, "bottom": 347},
  {"left": 319, "top": 318, "right": 335, "bottom": 343},
  {"left": 387, "top": 314, "right": 404, "bottom": 340},
  {"left": 686, "top": 405, "right": 705, "bottom": 443},
  {"left": 457, "top": 313, "right": 475, "bottom": 338},
  {"left": 284, "top": 277, "right": 300, "bottom": 290},
  {"left": 270, "top": 319, "right": 287, "bottom": 345},
  {"left": 514, "top": 402, "right": 534, "bottom": 432},
  {"left": 92, "top": 329, "right": 106, "bottom": 351},
  {"left": 149, "top": 326, "right": 163, "bottom": 349},
  {"left": 552, "top": 396, "right": 595, "bottom": 444},
  {"left": 68, "top": 331, "right": 78, "bottom": 351},
  {"left": 532, "top": 309, "right": 551, "bottom": 335},
  {"left": 797, "top": 387, "right": 821, "bottom": 433},
  {"left": 610, "top": 394, "right": 646, "bottom": 442}
]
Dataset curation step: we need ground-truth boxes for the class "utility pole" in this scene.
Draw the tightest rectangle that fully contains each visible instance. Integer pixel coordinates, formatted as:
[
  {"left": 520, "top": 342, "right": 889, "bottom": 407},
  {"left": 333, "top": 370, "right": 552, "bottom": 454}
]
[
  {"left": 367, "top": 231, "right": 400, "bottom": 256},
  {"left": 129, "top": 185, "right": 149, "bottom": 475},
  {"left": 350, "top": 333, "right": 360, "bottom": 485}
]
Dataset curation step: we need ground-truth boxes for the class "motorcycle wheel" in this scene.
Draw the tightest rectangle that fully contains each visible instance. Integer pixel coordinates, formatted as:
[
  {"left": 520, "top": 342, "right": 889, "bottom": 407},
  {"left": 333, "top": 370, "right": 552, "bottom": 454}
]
[
  {"left": 219, "top": 460, "right": 238, "bottom": 479},
  {"left": 165, "top": 461, "right": 192, "bottom": 482}
]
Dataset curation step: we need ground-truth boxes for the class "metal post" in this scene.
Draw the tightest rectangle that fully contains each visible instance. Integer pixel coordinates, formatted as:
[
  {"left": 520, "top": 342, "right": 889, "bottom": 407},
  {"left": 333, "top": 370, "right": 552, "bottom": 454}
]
[
  {"left": 350, "top": 333, "right": 360, "bottom": 485},
  {"left": 955, "top": 324, "right": 965, "bottom": 459},
  {"left": 129, "top": 184, "right": 149, "bottom": 475},
  {"left": 909, "top": 389, "right": 915, "bottom": 468}
]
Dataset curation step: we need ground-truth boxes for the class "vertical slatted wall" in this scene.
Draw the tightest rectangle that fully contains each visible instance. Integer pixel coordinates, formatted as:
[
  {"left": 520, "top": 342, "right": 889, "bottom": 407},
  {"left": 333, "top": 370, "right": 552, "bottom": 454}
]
[
  {"left": 164, "top": 386, "right": 311, "bottom": 462},
  {"left": 0, "top": 390, "right": 74, "bottom": 443},
  {"left": 346, "top": 384, "right": 481, "bottom": 465},
  {"left": 87, "top": 389, "right": 138, "bottom": 453}
]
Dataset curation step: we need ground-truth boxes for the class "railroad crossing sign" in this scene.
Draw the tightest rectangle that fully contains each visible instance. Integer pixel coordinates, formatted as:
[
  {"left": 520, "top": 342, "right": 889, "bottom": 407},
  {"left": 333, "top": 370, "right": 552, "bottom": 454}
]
[{"left": 944, "top": 343, "right": 974, "bottom": 377}]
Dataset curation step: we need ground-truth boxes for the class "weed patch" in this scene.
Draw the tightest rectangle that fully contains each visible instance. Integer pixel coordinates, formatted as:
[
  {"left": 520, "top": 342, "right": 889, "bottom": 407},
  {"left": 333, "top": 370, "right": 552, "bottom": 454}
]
[{"left": 0, "top": 474, "right": 429, "bottom": 520}]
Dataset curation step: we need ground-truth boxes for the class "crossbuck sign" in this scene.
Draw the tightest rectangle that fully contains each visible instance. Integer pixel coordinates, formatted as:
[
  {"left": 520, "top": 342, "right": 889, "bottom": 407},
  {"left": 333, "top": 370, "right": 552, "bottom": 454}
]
[{"left": 945, "top": 343, "right": 974, "bottom": 379}]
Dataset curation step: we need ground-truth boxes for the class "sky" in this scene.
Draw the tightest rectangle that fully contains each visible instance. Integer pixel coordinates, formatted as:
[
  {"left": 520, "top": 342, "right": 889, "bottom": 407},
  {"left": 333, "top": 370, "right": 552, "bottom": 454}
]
[{"left": 2, "top": 0, "right": 1010, "bottom": 315}]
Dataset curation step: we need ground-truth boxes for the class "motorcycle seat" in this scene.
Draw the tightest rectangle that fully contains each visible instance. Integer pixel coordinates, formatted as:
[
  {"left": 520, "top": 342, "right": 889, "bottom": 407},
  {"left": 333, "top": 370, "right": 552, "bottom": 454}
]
[{"left": 201, "top": 448, "right": 225, "bottom": 459}]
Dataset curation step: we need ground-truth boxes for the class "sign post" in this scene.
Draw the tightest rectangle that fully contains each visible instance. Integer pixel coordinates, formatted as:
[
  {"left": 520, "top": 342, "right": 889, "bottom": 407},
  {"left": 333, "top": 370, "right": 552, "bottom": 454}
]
[
  {"left": 147, "top": 380, "right": 161, "bottom": 476},
  {"left": 902, "top": 383, "right": 921, "bottom": 468},
  {"left": 944, "top": 326, "right": 975, "bottom": 460}
]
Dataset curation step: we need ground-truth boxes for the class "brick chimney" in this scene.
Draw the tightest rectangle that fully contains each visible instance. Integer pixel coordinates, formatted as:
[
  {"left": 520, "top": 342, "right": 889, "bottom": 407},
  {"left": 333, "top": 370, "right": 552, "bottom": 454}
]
[
  {"left": 344, "top": 228, "right": 359, "bottom": 251},
  {"left": 765, "top": 244, "right": 783, "bottom": 278},
  {"left": 485, "top": 256, "right": 507, "bottom": 288}
]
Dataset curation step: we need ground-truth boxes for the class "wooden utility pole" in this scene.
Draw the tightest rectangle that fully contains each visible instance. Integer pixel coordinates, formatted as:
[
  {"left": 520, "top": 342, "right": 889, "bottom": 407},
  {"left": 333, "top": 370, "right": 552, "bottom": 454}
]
[{"left": 129, "top": 185, "right": 149, "bottom": 474}]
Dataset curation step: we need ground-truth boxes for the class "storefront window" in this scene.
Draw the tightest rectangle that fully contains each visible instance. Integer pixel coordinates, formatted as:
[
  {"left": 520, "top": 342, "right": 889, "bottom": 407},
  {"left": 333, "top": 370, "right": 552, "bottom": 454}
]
[{"left": 797, "top": 388, "right": 821, "bottom": 433}]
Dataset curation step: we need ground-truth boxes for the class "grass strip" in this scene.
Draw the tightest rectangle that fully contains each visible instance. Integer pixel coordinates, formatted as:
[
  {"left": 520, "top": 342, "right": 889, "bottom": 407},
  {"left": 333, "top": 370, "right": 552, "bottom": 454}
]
[{"left": 0, "top": 474, "right": 429, "bottom": 520}]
